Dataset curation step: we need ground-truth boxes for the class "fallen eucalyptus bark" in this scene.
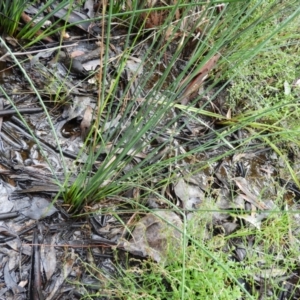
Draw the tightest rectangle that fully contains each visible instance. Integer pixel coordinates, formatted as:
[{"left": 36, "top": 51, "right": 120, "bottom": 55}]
[
  {"left": 0, "top": 212, "right": 19, "bottom": 221},
  {"left": 0, "top": 107, "right": 43, "bottom": 117}
]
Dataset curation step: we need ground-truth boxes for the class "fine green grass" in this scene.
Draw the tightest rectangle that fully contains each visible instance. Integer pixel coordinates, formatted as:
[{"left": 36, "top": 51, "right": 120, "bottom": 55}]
[
  {"left": 0, "top": 0, "right": 27, "bottom": 36},
  {"left": 0, "top": 0, "right": 89, "bottom": 44}
]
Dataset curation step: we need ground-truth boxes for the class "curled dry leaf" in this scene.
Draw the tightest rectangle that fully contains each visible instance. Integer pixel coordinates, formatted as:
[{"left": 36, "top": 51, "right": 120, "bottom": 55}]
[
  {"left": 45, "top": 252, "right": 75, "bottom": 300},
  {"left": 41, "top": 235, "right": 57, "bottom": 281},
  {"left": 174, "top": 178, "right": 204, "bottom": 210},
  {"left": 233, "top": 177, "right": 269, "bottom": 210},
  {"left": 80, "top": 105, "right": 93, "bottom": 140},
  {"left": 118, "top": 211, "right": 182, "bottom": 264},
  {"left": 21, "top": 197, "right": 57, "bottom": 220}
]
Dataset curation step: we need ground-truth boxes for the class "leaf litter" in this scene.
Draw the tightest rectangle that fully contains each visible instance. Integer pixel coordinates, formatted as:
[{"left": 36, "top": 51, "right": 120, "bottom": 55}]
[{"left": 0, "top": 1, "right": 299, "bottom": 299}]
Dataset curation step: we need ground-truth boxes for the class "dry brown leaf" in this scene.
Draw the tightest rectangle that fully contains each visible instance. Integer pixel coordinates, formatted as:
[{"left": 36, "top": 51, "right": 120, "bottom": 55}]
[{"left": 179, "top": 53, "right": 221, "bottom": 105}]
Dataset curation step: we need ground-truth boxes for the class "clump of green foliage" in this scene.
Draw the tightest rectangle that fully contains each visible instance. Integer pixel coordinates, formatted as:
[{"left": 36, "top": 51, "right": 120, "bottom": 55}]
[
  {"left": 226, "top": 0, "right": 300, "bottom": 113},
  {"left": 0, "top": 0, "right": 85, "bottom": 45},
  {"left": 228, "top": 47, "right": 299, "bottom": 113},
  {"left": 0, "top": 0, "right": 28, "bottom": 36}
]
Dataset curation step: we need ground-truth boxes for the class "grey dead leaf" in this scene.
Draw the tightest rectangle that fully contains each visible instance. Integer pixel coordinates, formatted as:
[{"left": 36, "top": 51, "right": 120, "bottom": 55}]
[
  {"left": 183, "top": 172, "right": 213, "bottom": 192},
  {"left": 236, "top": 200, "right": 277, "bottom": 229},
  {"left": 118, "top": 211, "right": 182, "bottom": 264},
  {"left": 232, "top": 194, "right": 247, "bottom": 209},
  {"left": 235, "top": 246, "right": 247, "bottom": 262},
  {"left": 41, "top": 234, "right": 57, "bottom": 281},
  {"left": 45, "top": 251, "right": 75, "bottom": 300},
  {"left": 24, "top": 4, "right": 39, "bottom": 15},
  {"left": 0, "top": 192, "right": 14, "bottom": 214},
  {"left": 62, "top": 96, "right": 93, "bottom": 121},
  {"left": 4, "top": 262, "right": 25, "bottom": 294},
  {"left": 82, "top": 59, "right": 101, "bottom": 71},
  {"left": 84, "top": 0, "right": 95, "bottom": 18},
  {"left": 126, "top": 57, "right": 143, "bottom": 75},
  {"left": 174, "top": 178, "right": 203, "bottom": 210},
  {"left": 30, "top": 49, "right": 56, "bottom": 66},
  {"left": 233, "top": 177, "right": 268, "bottom": 210},
  {"left": 51, "top": 4, "right": 92, "bottom": 32},
  {"left": 237, "top": 214, "right": 264, "bottom": 229},
  {"left": 1, "top": 245, "right": 19, "bottom": 271},
  {"left": 80, "top": 105, "right": 93, "bottom": 140},
  {"left": 103, "top": 114, "right": 122, "bottom": 131},
  {"left": 21, "top": 197, "right": 57, "bottom": 220},
  {"left": 221, "top": 222, "right": 239, "bottom": 235},
  {"left": 6, "top": 239, "right": 31, "bottom": 256},
  {"left": 232, "top": 152, "right": 256, "bottom": 162},
  {"left": 0, "top": 225, "right": 19, "bottom": 241}
]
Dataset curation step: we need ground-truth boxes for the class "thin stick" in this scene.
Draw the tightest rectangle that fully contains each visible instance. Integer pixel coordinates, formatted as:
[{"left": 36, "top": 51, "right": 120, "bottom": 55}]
[
  {"left": 0, "top": 107, "right": 43, "bottom": 116},
  {"left": 0, "top": 43, "right": 78, "bottom": 61}
]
